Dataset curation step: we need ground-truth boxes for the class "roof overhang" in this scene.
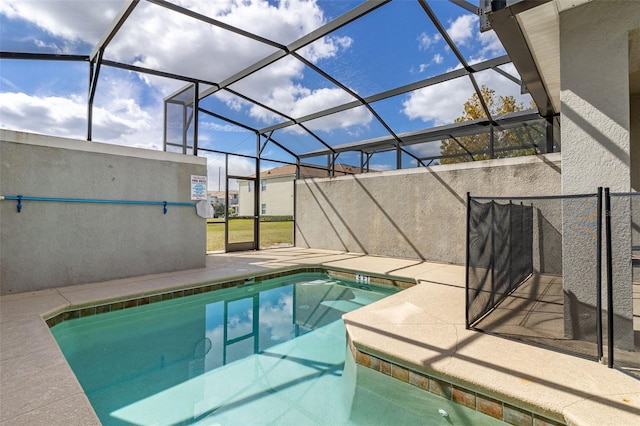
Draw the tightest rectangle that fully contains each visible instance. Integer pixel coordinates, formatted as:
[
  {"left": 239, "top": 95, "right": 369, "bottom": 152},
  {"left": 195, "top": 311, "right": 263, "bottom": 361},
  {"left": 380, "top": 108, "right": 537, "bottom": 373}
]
[
  {"left": 487, "top": 1, "right": 604, "bottom": 117},
  {"left": 487, "top": 0, "right": 640, "bottom": 111},
  {"left": 487, "top": 0, "right": 557, "bottom": 116}
]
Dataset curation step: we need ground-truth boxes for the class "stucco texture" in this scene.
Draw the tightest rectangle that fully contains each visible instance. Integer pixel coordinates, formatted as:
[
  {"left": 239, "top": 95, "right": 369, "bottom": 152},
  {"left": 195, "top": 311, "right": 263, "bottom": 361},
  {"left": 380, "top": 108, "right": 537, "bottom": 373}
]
[
  {"left": 295, "top": 154, "right": 561, "bottom": 265},
  {"left": 559, "top": 0, "right": 640, "bottom": 348},
  {"left": 0, "top": 131, "right": 207, "bottom": 294}
]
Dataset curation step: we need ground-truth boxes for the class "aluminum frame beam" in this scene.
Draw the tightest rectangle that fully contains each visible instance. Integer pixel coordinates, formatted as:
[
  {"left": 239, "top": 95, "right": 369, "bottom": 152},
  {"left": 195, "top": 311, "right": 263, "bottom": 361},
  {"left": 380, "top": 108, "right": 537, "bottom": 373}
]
[
  {"left": 259, "top": 55, "right": 512, "bottom": 134},
  {"left": 197, "top": 0, "right": 390, "bottom": 100},
  {"left": 418, "top": 0, "right": 493, "bottom": 122},
  {"left": 0, "top": 52, "right": 88, "bottom": 62},
  {"left": 0, "top": 0, "right": 550, "bottom": 166},
  {"left": 90, "top": 0, "right": 140, "bottom": 62},
  {"left": 299, "top": 109, "right": 543, "bottom": 158},
  {"left": 449, "top": 0, "right": 480, "bottom": 15}
]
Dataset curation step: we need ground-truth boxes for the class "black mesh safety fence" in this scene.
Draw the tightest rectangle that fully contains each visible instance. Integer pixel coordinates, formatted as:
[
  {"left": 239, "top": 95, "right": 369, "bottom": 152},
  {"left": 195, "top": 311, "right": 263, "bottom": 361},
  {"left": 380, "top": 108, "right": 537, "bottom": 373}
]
[
  {"left": 466, "top": 199, "right": 534, "bottom": 326},
  {"left": 607, "top": 192, "right": 640, "bottom": 371},
  {"left": 466, "top": 190, "right": 640, "bottom": 373},
  {"left": 466, "top": 193, "right": 602, "bottom": 360},
  {"left": 610, "top": 192, "right": 640, "bottom": 283}
]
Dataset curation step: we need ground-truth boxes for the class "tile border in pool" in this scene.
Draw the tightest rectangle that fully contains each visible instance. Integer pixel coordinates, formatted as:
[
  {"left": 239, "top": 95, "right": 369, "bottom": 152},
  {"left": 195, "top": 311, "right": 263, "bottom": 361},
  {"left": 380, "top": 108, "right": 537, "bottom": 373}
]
[
  {"left": 346, "top": 337, "right": 566, "bottom": 426},
  {"left": 42, "top": 266, "right": 564, "bottom": 426},
  {"left": 44, "top": 266, "right": 415, "bottom": 328}
]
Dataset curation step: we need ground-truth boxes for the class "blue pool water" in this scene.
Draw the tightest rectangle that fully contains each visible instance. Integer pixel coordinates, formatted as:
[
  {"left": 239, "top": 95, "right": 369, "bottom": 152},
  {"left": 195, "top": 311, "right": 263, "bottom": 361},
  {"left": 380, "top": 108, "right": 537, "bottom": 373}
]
[{"left": 52, "top": 273, "right": 504, "bottom": 425}]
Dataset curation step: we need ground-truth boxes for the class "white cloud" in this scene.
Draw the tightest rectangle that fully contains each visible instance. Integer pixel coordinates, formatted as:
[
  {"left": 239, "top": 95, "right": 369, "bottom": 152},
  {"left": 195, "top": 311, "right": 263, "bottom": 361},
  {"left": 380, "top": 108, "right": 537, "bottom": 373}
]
[
  {"left": 307, "top": 107, "right": 372, "bottom": 134},
  {"left": 102, "top": 0, "right": 355, "bottom": 127},
  {"left": 258, "top": 292, "right": 294, "bottom": 342},
  {"left": 478, "top": 29, "right": 504, "bottom": 56},
  {"left": 369, "top": 163, "right": 393, "bottom": 172},
  {"left": 217, "top": 53, "right": 370, "bottom": 131},
  {"left": 0, "top": 0, "right": 123, "bottom": 45},
  {"left": 401, "top": 13, "right": 518, "bottom": 125},
  {"left": 411, "top": 52, "right": 444, "bottom": 75},
  {"left": 407, "top": 141, "right": 444, "bottom": 159},
  {"left": 0, "top": 86, "right": 159, "bottom": 149},
  {"left": 33, "top": 39, "right": 63, "bottom": 52},
  {"left": 402, "top": 76, "right": 476, "bottom": 125},
  {"left": 178, "top": 0, "right": 325, "bottom": 47},
  {"left": 447, "top": 14, "right": 477, "bottom": 47},
  {"left": 476, "top": 63, "right": 530, "bottom": 107},
  {"left": 201, "top": 122, "right": 250, "bottom": 133},
  {"left": 401, "top": 65, "right": 531, "bottom": 126},
  {"left": 1, "top": 0, "right": 361, "bottom": 139},
  {"left": 445, "top": 14, "right": 505, "bottom": 64},
  {"left": 418, "top": 32, "right": 434, "bottom": 50},
  {"left": 300, "top": 35, "right": 353, "bottom": 62}
]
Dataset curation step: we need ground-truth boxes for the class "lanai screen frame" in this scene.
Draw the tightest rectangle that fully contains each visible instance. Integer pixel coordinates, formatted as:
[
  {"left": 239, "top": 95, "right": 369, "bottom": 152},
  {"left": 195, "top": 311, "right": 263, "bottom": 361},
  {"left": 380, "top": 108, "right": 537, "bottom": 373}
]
[
  {"left": 154, "top": 0, "right": 558, "bottom": 172},
  {"left": 0, "top": 0, "right": 558, "bottom": 172}
]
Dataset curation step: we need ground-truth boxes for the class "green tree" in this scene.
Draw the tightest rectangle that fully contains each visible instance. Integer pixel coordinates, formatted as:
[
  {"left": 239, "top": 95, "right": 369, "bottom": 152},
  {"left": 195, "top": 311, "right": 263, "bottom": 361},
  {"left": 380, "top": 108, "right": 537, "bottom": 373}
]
[
  {"left": 439, "top": 86, "right": 539, "bottom": 164},
  {"left": 212, "top": 202, "right": 226, "bottom": 218}
]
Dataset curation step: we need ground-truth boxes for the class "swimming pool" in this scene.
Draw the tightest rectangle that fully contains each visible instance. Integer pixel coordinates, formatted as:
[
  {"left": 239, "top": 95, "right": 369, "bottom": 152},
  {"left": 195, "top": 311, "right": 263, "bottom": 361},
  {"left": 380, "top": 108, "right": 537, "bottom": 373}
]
[{"left": 52, "top": 272, "right": 505, "bottom": 425}]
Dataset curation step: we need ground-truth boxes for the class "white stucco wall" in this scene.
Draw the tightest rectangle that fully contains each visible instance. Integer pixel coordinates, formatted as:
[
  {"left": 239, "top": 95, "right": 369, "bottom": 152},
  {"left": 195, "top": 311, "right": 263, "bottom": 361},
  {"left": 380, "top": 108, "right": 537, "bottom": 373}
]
[
  {"left": 260, "top": 175, "right": 294, "bottom": 216},
  {"left": 295, "top": 154, "right": 562, "bottom": 265},
  {"left": 559, "top": 0, "right": 639, "bottom": 348},
  {"left": 237, "top": 175, "right": 295, "bottom": 216},
  {"left": 236, "top": 181, "right": 255, "bottom": 217},
  {"left": 0, "top": 130, "right": 208, "bottom": 294}
]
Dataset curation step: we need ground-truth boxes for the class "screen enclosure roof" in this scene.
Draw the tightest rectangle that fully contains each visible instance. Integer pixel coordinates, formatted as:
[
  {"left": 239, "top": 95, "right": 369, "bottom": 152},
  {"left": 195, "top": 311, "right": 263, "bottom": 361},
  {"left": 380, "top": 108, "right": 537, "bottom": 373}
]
[{"left": 0, "top": 0, "right": 556, "bottom": 166}]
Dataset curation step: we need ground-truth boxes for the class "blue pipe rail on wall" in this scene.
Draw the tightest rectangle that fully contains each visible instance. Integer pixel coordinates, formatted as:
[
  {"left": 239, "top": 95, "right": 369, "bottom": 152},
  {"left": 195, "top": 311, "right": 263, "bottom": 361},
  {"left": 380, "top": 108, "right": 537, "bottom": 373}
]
[{"left": 0, "top": 195, "right": 195, "bottom": 214}]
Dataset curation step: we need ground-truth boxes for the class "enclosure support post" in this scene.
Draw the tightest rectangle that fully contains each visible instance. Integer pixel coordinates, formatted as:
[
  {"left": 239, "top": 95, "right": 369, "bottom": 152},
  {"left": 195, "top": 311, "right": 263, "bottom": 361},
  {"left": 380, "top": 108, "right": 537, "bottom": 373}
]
[
  {"left": 163, "top": 100, "right": 168, "bottom": 152},
  {"left": 465, "top": 192, "right": 471, "bottom": 329},
  {"left": 604, "top": 187, "right": 614, "bottom": 368},
  {"left": 546, "top": 116, "right": 555, "bottom": 153},
  {"left": 182, "top": 97, "right": 188, "bottom": 154},
  {"left": 224, "top": 154, "right": 229, "bottom": 250},
  {"left": 489, "top": 124, "right": 495, "bottom": 158},
  {"left": 87, "top": 48, "right": 103, "bottom": 142},
  {"left": 596, "top": 187, "right": 603, "bottom": 361},
  {"left": 193, "top": 82, "right": 199, "bottom": 155},
  {"left": 255, "top": 133, "right": 260, "bottom": 250}
]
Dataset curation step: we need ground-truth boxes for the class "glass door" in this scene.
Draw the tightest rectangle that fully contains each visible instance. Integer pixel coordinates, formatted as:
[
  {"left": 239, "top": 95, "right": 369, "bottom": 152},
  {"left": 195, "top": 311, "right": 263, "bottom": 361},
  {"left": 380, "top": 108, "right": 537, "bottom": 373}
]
[{"left": 226, "top": 177, "right": 257, "bottom": 251}]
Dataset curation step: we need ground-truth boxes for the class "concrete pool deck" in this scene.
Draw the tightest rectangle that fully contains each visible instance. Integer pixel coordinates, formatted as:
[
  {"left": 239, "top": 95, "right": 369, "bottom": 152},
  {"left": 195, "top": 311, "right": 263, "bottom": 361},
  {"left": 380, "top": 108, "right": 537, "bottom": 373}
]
[{"left": 1, "top": 247, "right": 638, "bottom": 425}]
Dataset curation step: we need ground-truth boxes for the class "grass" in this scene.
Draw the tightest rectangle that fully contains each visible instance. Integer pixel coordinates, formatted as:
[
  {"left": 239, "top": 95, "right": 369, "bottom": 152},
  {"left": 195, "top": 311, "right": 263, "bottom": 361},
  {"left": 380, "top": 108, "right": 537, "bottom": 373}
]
[{"left": 206, "top": 219, "right": 294, "bottom": 252}]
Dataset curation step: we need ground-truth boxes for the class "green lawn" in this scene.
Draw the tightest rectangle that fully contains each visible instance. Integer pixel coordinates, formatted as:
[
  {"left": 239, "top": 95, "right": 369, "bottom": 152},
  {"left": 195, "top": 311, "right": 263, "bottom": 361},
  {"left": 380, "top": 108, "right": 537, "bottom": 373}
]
[{"left": 206, "top": 219, "right": 294, "bottom": 252}]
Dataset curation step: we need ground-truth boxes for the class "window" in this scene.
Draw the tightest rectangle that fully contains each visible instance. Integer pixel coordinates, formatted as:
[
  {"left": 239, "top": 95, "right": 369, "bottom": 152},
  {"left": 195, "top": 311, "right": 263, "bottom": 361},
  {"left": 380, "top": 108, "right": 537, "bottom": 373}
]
[
  {"left": 261, "top": 203, "right": 267, "bottom": 215},
  {"left": 261, "top": 179, "right": 266, "bottom": 191}
]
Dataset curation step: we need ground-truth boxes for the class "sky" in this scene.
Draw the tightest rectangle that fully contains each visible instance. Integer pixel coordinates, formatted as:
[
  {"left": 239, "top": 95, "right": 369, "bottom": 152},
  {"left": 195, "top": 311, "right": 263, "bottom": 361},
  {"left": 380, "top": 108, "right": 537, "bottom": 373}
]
[{"left": 0, "top": 0, "right": 533, "bottom": 190}]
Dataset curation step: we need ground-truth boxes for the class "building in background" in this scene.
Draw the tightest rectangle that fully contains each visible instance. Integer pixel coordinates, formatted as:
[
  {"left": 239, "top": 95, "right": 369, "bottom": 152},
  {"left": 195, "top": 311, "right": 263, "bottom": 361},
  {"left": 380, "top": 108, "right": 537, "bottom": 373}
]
[
  {"left": 207, "top": 190, "right": 238, "bottom": 217},
  {"left": 237, "top": 164, "right": 362, "bottom": 217}
]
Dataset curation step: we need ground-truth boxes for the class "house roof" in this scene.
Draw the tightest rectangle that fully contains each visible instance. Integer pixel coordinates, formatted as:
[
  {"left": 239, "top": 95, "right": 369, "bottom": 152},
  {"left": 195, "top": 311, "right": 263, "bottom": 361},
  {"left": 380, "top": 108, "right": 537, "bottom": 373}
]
[
  {"left": 207, "top": 190, "right": 238, "bottom": 198},
  {"left": 252, "top": 163, "right": 362, "bottom": 179}
]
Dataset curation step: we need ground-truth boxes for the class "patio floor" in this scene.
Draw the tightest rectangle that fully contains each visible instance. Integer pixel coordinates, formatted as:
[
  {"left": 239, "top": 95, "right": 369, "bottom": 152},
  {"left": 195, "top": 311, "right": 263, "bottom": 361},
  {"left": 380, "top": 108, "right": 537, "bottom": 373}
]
[{"left": 473, "top": 274, "right": 640, "bottom": 376}]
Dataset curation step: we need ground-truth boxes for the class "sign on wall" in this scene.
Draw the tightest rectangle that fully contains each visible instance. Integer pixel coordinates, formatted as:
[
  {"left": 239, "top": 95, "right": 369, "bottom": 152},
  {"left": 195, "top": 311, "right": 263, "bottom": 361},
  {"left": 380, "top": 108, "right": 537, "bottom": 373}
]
[{"left": 191, "top": 175, "right": 208, "bottom": 200}]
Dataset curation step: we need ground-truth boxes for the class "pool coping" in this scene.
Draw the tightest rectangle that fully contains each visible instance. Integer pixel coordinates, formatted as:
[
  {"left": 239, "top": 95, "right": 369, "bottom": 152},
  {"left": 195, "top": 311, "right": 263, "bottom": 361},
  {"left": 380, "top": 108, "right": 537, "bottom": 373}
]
[
  {"left": 2, "top": 248, "right": 639, "bottom": 425},
  {"left": 42, "top": 266, "right": 415, "bottom": 328}
]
